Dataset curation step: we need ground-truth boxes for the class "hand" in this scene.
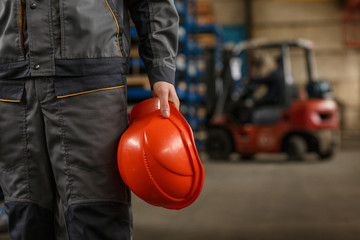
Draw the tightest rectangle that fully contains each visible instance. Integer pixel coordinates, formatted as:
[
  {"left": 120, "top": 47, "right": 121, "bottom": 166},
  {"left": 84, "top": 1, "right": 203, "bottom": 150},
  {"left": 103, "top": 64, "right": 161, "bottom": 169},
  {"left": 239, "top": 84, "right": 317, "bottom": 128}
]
[{"left": 152, "top": 81, "right": 180, "bottom": 118}]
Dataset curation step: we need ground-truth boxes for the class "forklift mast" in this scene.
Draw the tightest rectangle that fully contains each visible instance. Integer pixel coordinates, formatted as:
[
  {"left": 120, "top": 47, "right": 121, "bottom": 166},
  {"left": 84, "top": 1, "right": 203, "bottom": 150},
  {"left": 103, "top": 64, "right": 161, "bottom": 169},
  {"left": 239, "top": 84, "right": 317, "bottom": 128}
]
[{"left": 281, "top": 44, "right": 294, "bottom": 108}]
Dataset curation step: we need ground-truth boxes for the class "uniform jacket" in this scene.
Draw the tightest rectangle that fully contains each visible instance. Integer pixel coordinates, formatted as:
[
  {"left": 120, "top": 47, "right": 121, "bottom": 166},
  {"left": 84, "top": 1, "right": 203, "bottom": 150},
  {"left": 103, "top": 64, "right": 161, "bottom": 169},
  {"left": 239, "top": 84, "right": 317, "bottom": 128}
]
[{"left": 0, "top": 0, "right": 179, "bottom": 101}]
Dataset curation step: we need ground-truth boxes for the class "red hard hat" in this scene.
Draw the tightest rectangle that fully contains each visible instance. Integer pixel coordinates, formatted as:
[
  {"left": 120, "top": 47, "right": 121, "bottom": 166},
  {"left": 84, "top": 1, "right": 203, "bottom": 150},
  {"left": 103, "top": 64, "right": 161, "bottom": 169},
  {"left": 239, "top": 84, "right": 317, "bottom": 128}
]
[{"left": 117, "top": 97, "right": 205, "bottom": 210}]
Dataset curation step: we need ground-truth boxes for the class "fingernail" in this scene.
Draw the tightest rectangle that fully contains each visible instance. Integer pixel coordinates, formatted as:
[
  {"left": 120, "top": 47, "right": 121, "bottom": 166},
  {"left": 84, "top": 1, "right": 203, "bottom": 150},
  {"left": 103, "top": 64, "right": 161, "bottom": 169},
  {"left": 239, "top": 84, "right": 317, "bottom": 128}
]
[{"left": 163, "top": 110, "right": 170, "bottom": 118}]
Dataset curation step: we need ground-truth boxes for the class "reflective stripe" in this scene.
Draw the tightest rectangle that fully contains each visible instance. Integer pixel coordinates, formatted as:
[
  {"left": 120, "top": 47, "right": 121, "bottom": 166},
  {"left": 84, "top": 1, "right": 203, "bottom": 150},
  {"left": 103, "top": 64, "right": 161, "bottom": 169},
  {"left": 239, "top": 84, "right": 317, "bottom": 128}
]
[
  {"left": 104, "top": 0, "right": 123, "bottom": 57},
  {"left": 57, "top": 85, "right": 125, "bottom": 98},
  {"left": 0, "top": 99, "right": 21, "bottom": 103},
  {"left": 19, "top": 0, "right": 24, "bottom": 55}
]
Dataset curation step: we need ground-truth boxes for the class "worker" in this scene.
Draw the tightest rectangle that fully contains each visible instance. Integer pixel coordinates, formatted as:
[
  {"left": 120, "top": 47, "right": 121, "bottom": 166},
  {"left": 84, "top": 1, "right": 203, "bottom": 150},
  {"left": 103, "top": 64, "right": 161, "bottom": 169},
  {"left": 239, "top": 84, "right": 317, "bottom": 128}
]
[
  {"left": 250, "top": 56, "right": 284, "bottom": 107},
  {"left": 0, "top": 1, "right": 179, "bottom": 239}
]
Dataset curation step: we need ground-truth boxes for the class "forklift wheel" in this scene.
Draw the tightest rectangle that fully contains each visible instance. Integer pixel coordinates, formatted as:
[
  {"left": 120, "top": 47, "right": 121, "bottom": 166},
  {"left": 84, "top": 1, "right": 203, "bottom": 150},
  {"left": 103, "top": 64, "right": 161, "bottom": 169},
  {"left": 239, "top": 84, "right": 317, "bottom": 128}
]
[
  {"left": 205, "top": 129, "right": 233, "bottom": 160},
  {"left": 286, "top": 136, "right": 307, "bottom": 161},
  {"left": 318, "top": 148, "right": 334, "bottom": 160},
  {"left": 241, "top": 155, "right": 255, "bottom": 161}
]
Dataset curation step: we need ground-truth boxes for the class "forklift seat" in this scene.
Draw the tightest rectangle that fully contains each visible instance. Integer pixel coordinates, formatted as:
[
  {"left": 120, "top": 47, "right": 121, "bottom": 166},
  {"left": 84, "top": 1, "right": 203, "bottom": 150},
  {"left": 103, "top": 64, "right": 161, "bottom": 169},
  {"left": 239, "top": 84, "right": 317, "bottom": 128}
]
[{"left": 252, "top": 106, "right": 284, "bottom": 125}]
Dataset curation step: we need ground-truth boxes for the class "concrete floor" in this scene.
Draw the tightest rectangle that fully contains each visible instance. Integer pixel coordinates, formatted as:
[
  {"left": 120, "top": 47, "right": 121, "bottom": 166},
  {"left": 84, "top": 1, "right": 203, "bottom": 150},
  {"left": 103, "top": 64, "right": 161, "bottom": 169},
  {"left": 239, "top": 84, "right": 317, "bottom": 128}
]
[{"left": 1, "top": 136, "right": 360, "bottom": 240}]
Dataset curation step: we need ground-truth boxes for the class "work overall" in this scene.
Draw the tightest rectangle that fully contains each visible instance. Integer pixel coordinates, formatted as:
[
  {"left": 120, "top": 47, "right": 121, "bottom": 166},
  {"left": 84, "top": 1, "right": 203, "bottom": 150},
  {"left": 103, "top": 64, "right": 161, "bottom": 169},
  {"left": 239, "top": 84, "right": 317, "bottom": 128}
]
[
  {"left": 0, "top": 76, "right": 131, "bottom": 240},
  {"left": 0, "top": 0, "right": 178, "bottom": 239}
]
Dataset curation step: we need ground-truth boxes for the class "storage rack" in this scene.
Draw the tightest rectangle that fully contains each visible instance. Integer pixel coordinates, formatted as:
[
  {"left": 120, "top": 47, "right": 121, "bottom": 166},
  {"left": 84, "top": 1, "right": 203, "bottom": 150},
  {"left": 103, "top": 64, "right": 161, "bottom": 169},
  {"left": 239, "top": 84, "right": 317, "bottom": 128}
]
[{"left": 343, "top": 0, "right": 360, "bottom": 47}]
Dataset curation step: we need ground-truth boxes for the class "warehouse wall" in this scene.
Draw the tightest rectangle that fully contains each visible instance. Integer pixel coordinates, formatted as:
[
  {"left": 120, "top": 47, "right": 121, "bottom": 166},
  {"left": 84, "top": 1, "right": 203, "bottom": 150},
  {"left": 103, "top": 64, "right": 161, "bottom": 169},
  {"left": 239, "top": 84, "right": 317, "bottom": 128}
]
[
  {"left": 210, "top": 0, "right": 245, "bottom": 25},
  {"left": 210, "top": 0, "right": 360, "bottom": 134}
]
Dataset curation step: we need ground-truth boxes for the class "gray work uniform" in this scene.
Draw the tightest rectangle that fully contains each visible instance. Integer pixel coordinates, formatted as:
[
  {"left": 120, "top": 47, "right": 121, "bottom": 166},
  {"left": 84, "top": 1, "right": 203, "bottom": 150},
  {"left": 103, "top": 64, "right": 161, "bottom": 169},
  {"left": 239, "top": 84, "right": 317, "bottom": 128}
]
[{"left": 0, "top": 0, "right": 179, "bottom": 239}]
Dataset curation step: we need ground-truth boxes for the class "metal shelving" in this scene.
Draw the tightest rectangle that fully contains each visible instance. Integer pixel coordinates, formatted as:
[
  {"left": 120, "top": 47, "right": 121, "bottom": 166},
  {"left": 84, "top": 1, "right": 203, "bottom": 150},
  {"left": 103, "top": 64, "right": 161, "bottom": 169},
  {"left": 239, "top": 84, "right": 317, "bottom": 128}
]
[{"left": 176, "top": 0, "right": 223, "bottom": 141}]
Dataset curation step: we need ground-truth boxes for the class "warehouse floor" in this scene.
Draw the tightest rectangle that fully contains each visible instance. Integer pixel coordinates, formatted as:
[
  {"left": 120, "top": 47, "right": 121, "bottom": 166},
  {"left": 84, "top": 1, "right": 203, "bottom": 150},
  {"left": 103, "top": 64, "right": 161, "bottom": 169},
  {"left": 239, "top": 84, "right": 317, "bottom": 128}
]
[{"left": 0, "top": 136, "right": 359, "bottom": 240}]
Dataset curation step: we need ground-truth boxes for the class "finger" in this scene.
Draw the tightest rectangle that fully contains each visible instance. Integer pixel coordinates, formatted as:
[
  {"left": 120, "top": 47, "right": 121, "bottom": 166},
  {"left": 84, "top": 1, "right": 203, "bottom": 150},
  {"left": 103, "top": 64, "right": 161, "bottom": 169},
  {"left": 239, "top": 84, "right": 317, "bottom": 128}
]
[
  {"left": 168, "top": 89, "right": 180, "bottom": 110},
  {"left": 158, "top": 89, "right": 170, "bottom": 118}
]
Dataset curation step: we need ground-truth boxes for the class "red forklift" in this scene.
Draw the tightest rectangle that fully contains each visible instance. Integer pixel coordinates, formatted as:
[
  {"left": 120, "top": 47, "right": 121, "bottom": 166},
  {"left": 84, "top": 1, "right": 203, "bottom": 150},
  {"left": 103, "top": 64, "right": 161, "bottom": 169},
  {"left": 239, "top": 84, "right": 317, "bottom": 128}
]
[{"left": 205, "top": 39, "right": 339, "bottom": 161}]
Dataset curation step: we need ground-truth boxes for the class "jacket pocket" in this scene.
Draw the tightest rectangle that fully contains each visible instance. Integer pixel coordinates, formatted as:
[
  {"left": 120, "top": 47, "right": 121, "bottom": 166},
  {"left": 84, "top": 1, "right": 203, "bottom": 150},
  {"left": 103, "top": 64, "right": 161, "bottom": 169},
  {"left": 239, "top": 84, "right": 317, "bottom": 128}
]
[
  {"left": 53, "top": 74, "right": 126, "bottom": 99},
  {"left": 54, "top": 75, "right": 128, "bottom": 170},
  {"left": 0, "top": 80, "right": 25, "bottom": 172},
  {"left": 60, "top": 0, "right": 125, "bottom": 59},
  {"left": 0, "top": 80, "right": 25, "bottom": 102}
]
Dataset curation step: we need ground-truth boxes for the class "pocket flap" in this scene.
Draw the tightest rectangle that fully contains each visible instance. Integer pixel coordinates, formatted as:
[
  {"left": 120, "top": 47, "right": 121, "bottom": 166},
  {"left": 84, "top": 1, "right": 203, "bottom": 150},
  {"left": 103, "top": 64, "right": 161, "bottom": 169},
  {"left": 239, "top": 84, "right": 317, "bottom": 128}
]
[
  {"left": 54, "top": 74, "right": 125, "bottom": 98},
  {"left": 0, "top": 81, "right": 25, "bottom": 102}
]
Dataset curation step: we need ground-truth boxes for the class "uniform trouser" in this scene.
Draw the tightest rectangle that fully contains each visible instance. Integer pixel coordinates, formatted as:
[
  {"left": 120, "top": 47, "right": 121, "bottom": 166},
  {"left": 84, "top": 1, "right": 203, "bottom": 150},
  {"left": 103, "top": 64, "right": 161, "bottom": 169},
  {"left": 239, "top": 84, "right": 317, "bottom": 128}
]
[{"left": 0, "top": 77, "right": 132, "bottom": 240}]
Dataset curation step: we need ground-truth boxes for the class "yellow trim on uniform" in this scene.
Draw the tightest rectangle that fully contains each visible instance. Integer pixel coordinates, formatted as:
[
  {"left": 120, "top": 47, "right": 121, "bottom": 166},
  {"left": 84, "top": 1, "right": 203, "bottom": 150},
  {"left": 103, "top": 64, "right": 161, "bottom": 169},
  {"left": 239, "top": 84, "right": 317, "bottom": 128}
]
[
  {"left": 19, "top": 0, "right": 25, "bottom": 54},
  {"left": 0, "top": 99, "right": 21, "bottom": 103},
  {"left": 104, "top": 0, "right": 123, "bottom": 57},
  {"left": 56, "top": 85, "right": 125, "bottom": 99}
]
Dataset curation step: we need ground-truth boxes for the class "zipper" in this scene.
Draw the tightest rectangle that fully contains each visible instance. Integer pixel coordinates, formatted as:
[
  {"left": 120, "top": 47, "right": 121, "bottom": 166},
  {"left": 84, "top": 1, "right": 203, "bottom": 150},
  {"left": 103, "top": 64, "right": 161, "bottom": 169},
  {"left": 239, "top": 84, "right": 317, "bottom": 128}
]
[
  {"left": 19, "top": 0, "right": 25, "bottom": 55},
  {"left": 104, "top": 0, "right": 125, "bottom": 57}
]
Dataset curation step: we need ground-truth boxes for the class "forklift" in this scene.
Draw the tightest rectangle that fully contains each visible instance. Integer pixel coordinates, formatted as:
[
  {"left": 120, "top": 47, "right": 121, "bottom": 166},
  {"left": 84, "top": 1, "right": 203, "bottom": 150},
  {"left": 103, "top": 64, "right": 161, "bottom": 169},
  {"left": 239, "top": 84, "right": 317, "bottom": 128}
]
[{"left": 205, "top": 39, "right": 339, "bottom": 161}]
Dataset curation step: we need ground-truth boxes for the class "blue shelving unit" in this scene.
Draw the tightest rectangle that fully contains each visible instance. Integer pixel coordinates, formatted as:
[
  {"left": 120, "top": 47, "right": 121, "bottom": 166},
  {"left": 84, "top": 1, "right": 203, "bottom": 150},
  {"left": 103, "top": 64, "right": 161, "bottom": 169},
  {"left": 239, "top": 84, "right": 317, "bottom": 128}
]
[
  {"left": 127, "top": 88, "right": 152, "bottom": 99},
  {"left": 175, "top": 0, "right": 223, "bottom": 137},
  {"left": 127, "top": 25, "right": 148, "bottom": 100}
]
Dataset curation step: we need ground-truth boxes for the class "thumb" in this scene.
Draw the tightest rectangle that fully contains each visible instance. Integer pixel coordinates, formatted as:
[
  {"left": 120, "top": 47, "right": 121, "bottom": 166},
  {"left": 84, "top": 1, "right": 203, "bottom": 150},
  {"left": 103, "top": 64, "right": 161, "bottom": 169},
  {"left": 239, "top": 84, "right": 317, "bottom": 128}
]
[{"left": 159, "top": 94, "right": 170, "bottom": 118}]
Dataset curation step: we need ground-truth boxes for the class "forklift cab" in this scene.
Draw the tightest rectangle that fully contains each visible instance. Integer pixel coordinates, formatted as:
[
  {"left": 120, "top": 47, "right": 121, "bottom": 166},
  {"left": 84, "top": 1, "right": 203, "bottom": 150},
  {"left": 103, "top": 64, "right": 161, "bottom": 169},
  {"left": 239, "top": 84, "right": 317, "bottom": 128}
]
[{"left": 216, "top": 38, "right": 330, "bottom": 125}]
